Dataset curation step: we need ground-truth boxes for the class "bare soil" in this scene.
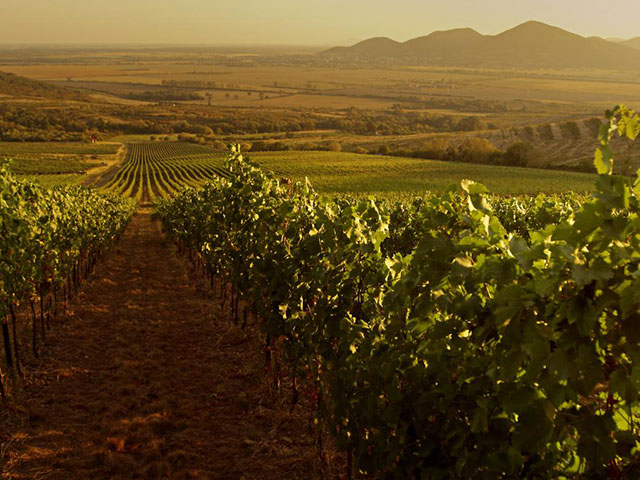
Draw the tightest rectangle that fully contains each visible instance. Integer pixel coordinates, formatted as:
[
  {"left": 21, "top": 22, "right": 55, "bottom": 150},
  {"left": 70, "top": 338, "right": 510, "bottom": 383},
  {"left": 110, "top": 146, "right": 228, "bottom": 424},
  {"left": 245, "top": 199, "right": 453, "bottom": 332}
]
[{"left": 1, "top": 212, "right": 338, "bottom": 479}]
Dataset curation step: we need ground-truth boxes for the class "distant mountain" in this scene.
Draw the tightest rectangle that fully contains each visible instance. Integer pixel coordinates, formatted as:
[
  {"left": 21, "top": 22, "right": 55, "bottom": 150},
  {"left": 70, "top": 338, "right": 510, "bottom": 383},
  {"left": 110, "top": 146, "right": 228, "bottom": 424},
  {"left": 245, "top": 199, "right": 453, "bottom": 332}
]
[
  {"left": 321, "top": 21, "right": 640, "bottom": 70},
  {"left": 0, "top": 71, "right": 88, "bottom": 100},
  {"left": 402, "top": 28, "right": 483, "bottom": 56},
  {"left": 621, "top": 37, "right": 640, "bottom": 50},
  {"left": 324, "top": 37, "right": 402, "bottom": 58}
]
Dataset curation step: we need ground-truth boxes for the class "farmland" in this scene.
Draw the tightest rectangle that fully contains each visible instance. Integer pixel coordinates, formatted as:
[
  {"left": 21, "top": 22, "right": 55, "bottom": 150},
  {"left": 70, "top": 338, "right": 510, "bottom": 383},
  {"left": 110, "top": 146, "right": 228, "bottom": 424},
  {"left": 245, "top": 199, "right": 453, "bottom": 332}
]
[
  {"left": 3, "top": 32, "right": 640, "bottom": 480},
  {"left": 4, "top": 61, "right": 640, "bottom": 110},
  {"left": 252, "top": 150, "right": 597, "bottom": 196},
  {"left": 3, "top": 46, "right": 639, "bottom": 173},
  {"left": 153, "top": 107, "right": 640, "bottom": 477},
  {"left": 0, "top": 138, "right": 599, "bottom": 197},
  {"left": 98, "top": 142, "right": 228, "bottom": 202}
]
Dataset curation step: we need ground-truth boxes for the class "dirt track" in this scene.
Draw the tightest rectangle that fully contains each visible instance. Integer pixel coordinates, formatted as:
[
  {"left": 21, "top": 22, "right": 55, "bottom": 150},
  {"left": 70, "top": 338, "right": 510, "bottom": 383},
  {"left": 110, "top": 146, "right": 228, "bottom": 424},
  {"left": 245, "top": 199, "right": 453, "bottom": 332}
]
[{"left": 0, "top": 212, "right": 334, "bottom": 479}]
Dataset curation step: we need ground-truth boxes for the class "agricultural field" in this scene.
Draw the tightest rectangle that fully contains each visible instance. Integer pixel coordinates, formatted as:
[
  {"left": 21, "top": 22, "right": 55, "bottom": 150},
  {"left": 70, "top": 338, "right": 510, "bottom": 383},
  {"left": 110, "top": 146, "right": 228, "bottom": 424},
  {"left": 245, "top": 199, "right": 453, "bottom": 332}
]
[
  {"left": 0, "top": 142, "right": 120, "bottom": 156},
  {"left": 4, "top": 49, "right": 639, "bottom": 174},
  {"left": 153, "top": 111, "right": 640, "bottom": 477},
  {"left": 98, "top": 142, "right": 228, "bottom": 202},
  {"left": 4, "top": 62, "right": 640, "bottom": 110},
  {"left": 252, "top": 150, "right": 598, "bottom": 196},
  {"left": 0, "top": 141, "right": 123, "bottom": 186},
  {"left": 3, "top": 37, "right": 640, "bottom": 479},
  {"left": 0, "top": 138, "right": 600, "bottom": 198}
]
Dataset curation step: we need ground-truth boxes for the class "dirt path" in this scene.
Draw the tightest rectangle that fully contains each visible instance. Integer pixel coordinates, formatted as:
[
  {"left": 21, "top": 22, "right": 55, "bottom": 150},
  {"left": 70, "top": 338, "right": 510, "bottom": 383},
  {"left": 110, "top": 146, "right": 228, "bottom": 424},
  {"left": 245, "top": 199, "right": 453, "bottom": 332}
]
[
  {"left": 82, "top": 143, "right": 127, "bottom": 188},
  {"left": 1, "top": 212, "right": 333, "bottom": 479}
]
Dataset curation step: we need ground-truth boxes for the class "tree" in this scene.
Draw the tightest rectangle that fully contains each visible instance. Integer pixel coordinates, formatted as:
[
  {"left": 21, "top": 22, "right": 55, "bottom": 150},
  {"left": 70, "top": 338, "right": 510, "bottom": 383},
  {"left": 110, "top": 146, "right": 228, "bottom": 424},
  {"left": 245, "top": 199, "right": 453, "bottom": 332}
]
[
  {"left": 503, "top": 141, "right": 544, "bottom": 167},
  {"left": 450, "top": 138, "right": 498, "bottom": 164},
  {"left": 454, "top": 116, "right": 488, "bottom": 132},
  {"left": 377, "top": 144, "right": 390, "bottom": 155},
  {"left": 416, "top": 138, "right": 450, "bottom": 160}
]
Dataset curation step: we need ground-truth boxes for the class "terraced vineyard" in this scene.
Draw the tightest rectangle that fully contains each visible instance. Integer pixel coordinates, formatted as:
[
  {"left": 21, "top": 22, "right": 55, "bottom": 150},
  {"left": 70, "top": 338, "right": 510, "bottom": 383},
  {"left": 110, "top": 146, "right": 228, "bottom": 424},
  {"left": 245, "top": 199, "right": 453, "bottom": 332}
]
[{"left": 100, "top": 142, "right": 229, "bottom": 202}]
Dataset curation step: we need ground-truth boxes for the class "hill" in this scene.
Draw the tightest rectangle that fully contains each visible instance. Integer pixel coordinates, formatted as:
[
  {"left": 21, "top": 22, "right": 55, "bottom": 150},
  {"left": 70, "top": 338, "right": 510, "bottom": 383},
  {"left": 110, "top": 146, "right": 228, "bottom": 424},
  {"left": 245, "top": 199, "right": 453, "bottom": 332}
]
[
  {"left": 324, "top": 37, "right": 401, "bottom": 58},
  {"left": 621, "top": 37, "right": 640, "bottom": 50},
  {"left": 321, "top": 21, "right": 640, "bottom": 70},
  {"left": 0, "top": 71, "right": 89, "bottom": 101}
]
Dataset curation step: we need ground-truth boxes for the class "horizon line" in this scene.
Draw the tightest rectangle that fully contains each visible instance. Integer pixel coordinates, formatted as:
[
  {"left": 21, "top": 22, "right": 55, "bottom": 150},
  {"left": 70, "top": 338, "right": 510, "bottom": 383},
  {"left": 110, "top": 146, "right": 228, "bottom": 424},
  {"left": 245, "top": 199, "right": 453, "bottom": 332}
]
[{"left": 0, "top": 20, "right": 638, "bottom": 50}]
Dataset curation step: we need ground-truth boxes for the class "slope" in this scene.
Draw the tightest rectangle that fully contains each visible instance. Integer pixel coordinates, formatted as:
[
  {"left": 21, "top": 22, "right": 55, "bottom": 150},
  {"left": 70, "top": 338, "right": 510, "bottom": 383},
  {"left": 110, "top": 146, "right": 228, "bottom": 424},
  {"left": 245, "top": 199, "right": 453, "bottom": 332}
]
[
  {"left": 321, "top": 21, "right": 640, "bottom": 70},
  {"left": 0, "top": 71, "right": 89, "bottom": 101},
  {"left": 621, "top": 37, "right": 640, "bottom": 50}
]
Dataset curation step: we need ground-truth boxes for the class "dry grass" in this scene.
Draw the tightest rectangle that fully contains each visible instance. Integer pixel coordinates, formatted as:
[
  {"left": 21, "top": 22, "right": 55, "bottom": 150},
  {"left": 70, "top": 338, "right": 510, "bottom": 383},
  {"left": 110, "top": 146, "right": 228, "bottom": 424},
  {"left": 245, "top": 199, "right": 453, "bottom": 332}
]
[{"left": 4, "top": 62, "right": 638, "bottom": 110}]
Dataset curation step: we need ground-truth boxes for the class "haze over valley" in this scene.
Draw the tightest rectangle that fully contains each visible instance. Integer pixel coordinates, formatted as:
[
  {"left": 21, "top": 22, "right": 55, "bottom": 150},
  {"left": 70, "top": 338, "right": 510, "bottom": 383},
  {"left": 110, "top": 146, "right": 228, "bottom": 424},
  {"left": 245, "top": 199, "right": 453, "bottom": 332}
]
[{"left": 2, "top": 4, "right": 640, "bottom": 478}]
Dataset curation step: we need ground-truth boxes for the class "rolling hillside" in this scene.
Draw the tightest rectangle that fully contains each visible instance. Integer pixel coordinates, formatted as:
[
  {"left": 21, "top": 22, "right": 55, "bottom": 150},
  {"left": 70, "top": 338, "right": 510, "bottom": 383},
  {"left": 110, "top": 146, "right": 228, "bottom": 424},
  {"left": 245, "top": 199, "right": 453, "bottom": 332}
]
[
  {"left": 322, "top": 21, "right": 640, "bottom": 70},
  {"left": 0, "top": 70, "right": 89, "bottom": 100},
  {"left": 621, "top": 37, "right": 640, "bottom": 50}
]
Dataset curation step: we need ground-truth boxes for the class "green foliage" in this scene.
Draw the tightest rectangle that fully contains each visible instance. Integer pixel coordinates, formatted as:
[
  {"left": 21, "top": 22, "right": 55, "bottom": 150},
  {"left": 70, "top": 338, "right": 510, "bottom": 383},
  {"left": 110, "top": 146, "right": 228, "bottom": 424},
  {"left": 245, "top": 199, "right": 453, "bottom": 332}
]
[
  {"left": 594, "top": 105, "right": 640, "bottom": 175},
  {"left": 447, "top": 137, "right": 500, "bottom": 164},
  {"left": 0, "top": 167, "right": 135, "bottom": 319},
  {"left": 156, "top": 107, "right": 640, "bottom": 478}
]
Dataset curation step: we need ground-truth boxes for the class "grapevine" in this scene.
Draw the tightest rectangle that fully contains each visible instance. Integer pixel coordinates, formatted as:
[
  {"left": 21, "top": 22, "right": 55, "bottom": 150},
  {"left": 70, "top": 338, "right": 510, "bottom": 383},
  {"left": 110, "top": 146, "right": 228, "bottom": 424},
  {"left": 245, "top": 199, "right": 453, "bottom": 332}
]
[
  {"left": 156, "top": 106, "right": 640, "bottom": 478},
  {"left": 0, "top": 167, "right": 135, "bottom": 398}
]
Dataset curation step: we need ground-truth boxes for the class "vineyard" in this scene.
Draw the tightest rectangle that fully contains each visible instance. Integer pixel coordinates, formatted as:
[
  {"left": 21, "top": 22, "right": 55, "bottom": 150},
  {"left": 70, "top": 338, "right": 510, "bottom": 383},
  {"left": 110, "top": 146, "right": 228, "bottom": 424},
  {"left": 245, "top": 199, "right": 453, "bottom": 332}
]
[
  {"left": 0, "top": 167, "right": 135, "bottom": 399},
  {"left": 2, "top": 106, "right": 640, "bottom": 478},
  {"left": 99, "top": 142, "right": 229, "bottom": 202},
  {"left": 252, "top": 150, "right": 597, "bottom": 196},
  {"left": 155, "top": 107, "right": 640, "bottom": 478}
]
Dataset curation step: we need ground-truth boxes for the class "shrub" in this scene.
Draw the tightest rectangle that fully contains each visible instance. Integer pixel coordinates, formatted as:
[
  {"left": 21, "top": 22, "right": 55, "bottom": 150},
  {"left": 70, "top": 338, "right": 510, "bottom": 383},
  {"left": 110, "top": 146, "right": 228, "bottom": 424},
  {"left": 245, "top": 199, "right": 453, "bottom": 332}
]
[
  {"left": 449, "top": 137, "right": 499, "bottom": 164},
  {"left": 414, "top": 138, "right": 450, "bottom": 160},
  {"left": 455, "top": 116, "right": 488, "bottom": 132},
  {"left": 377, "top": 144, "right": 390, "bottom": 155},
  {"left": 503, "top": 141, "right": 544, "bottom": 167}
]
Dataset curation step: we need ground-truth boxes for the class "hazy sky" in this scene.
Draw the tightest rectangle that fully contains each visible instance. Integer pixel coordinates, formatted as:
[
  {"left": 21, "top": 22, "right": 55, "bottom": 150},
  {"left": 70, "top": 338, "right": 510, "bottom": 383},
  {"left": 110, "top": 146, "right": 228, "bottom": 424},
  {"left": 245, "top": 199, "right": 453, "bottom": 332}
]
[{"left": 2, "top": 0, "right": 640, "bottom": 46}]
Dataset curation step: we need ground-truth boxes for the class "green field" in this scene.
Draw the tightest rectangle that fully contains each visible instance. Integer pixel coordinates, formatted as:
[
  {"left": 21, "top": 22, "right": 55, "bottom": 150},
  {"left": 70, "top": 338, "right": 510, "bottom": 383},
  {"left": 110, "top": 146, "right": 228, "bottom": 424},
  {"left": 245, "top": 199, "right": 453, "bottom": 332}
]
[
  {"left": 0, "top": 141, "right": 121, "bottom": 186},
  {"left": 4, "top": 157, "right": 103, "bottom": 175},
  {"left": 0, "top": 142, "right": 120, "bottom": 156},
  {"left": 1, "top": 141, "right": 600, "bottom": 197},
  {"left": 17, "top": 173, "right": 85, "bottom": 187},
  {"left": 99, "top": 142, "right": 228, "bottom": 202},
  {"left": 251, "top": 150, "right": 598, "bottom": 196}
]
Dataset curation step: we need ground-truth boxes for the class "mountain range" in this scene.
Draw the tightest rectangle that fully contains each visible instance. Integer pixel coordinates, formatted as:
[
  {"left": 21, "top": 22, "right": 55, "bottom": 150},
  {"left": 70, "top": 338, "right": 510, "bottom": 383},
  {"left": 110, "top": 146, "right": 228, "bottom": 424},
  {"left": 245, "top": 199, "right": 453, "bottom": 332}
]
[{"left": 321, "top": 21, "right": 640, "bottom": 70}]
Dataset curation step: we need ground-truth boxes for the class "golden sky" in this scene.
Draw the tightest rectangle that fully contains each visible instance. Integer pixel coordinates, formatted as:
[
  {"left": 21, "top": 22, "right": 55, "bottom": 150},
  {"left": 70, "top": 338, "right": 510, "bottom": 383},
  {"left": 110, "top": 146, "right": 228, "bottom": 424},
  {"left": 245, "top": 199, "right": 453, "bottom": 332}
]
[{"left": 2, "top": 0, "right": 639, "bottom": 45}]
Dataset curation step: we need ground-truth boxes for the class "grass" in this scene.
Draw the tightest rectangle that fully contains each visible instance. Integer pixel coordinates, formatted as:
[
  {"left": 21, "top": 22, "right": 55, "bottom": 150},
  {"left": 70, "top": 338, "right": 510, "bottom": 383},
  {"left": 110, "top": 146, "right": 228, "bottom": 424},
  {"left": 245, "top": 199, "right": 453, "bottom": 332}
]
[{"left": 251, "top": 151, "right": 598, "bottom": 197}]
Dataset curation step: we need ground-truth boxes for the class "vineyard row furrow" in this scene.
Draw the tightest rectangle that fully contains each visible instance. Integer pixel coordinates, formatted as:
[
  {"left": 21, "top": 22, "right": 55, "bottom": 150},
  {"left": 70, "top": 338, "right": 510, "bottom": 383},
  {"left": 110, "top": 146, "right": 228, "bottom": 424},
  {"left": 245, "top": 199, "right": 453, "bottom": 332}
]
[{"left": 101, "top": 142, "right": 228, "bottom": 201}]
